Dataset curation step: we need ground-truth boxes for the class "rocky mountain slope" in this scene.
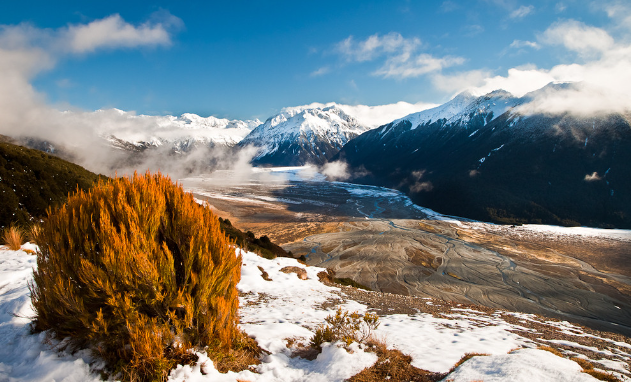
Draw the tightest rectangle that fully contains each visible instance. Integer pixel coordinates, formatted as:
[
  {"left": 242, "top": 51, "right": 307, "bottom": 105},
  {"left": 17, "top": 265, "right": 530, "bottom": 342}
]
[
  {"left": 335, "top": 83, "right": 631, "bottom": 228},
  {"left": 238, "top": 105, "right": 370, "bottom": 166}
]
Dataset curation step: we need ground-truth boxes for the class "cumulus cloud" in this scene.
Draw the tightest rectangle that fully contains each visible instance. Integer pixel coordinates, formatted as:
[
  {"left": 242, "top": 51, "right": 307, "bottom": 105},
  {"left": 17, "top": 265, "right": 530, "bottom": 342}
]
[
  {"left": 62, "top": 13, "right": 180, "bottom": 53},
  {"left": 539, "top": 20, "right": 615, "bottom": 58},
  {"left": 335, "top": 32, "right": 465, "bottom": 80}
]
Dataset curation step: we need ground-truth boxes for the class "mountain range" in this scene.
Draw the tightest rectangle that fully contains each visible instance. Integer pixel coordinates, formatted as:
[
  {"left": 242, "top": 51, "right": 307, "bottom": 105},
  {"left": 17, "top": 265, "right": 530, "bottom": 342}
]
[
  {"left": 102, "top": 109, "right": 261, "bottom": 153},
  {"left": 6, "top": 82, "right": 631, "bottom": 228},
  {"left": 335, "top": 83, "right": 631, "bottom": 228}
]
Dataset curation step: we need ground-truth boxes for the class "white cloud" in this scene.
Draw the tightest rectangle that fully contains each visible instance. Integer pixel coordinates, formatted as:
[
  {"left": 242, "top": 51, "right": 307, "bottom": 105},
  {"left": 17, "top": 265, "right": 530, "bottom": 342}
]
[
  {"left": 335, "top": 32, "right": 465, "bottom": 80},
  {"left": 310, "top": 66, "right": 330, "bottom": 77},
  {"left": 602, "top": 1, "right": 631, "bottom": 30},
  {"left": 510, "top": 40, "right": 540, "bottom": 49},
  {"left": 320, "top": 160, "right": 350, "bottom": 181},
  {"left": 375, "top": 54, "right": 465, "bottom": 79},
  {"left": 336, "top": 32, "right": 420, "bottom": 63},
  {"left": 539, "top": 20, "right": 614, "bottom": 57},
  {"left": 463, "top": 24, "right": 485, "bottom": 37},
  {"left": 63, "top": 14, "right": 178, "bottom": 53},
  {"left": 555, "top": 3, "right": 567, "bottom": 12},
  {"left": 510, "top": 5, "right": 534, "bottom": 19}
]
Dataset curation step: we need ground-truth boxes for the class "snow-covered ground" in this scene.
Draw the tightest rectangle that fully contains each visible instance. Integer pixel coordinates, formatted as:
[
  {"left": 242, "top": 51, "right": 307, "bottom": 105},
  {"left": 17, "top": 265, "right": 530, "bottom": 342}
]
[{"left": 0, "top": 245, "right": 628, "bottom": 381}]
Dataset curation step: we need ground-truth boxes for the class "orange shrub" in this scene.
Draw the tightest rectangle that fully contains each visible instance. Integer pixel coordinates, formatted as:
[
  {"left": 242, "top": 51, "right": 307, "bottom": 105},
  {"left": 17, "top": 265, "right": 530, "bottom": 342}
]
[{"left": 30, "top": 172, "right": 242, "bottom": 381}]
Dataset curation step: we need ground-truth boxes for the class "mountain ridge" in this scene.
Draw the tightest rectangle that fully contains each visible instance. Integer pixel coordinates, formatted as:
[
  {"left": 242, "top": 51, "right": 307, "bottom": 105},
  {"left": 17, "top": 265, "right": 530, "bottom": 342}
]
[{"left": 335, "top": 84, "right": 631, "bottom": 228}]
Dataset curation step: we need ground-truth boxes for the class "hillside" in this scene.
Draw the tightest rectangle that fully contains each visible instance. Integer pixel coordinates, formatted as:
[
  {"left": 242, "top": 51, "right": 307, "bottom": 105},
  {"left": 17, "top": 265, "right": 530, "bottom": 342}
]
[
  {"left": 0, "top": 136, "right": 105, "bottom": 228},
  {"left": 335, "top": 84, "right": 631, "bottom": 228}
]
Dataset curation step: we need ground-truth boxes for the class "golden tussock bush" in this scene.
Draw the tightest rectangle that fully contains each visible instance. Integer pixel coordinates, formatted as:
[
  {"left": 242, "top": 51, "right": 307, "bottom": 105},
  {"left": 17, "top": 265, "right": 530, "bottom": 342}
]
[
  {"left": 30, "top": 172, "right": 244, "bottom": 381},
  {"left": 310, "top": 308, "right": 380, "bottom": 350},
  {"left": 2, "top": 224, "right": 24, "bottom": 250}
]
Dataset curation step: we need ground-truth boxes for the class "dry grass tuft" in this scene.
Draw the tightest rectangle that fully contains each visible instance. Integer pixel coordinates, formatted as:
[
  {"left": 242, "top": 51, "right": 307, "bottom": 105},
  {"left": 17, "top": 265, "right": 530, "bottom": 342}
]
[
  {"left": 570, "top": 357, "right": 620, "bottom": 381},
  {"left": 2, "top": 224, "right": 24, "bottom": 250},
  {"left": 537, "top": 345, "right": 564, "bottom": 357},
  {"left": 582, "top": 369, "right": 620, "bottom": 382},
  {"left": 209, "top": 333, "right": 264, "bottom": 373},
  {"left": 348, "top": 338, "right": 446, "bottom": 382}
]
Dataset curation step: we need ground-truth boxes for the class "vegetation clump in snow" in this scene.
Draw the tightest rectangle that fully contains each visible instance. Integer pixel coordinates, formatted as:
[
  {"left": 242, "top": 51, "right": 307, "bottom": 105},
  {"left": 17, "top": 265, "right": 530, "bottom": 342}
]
[
  {"left": 29, "top": 172, "right": 247, "bottom": 381},
  {"left": 2, "top": 224, "right": 24, "bottom": 250}
]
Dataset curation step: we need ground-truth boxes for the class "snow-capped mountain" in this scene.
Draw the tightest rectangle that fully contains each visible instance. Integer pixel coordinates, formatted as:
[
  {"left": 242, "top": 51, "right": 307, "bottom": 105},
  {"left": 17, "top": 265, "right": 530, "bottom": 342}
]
[
  {"left": 335, "top": 82, "right": 631, "bottom": 228},
  {"left": 238, "top": 105, "right": 371, "bottom": 166},
  {"left": 101, "top": 109, "right": 261, "bottom": 153}
]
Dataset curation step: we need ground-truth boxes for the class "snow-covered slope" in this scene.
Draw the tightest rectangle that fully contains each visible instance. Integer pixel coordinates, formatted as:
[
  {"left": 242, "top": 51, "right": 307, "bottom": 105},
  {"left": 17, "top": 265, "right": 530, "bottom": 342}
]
[
  {"left": 383, "top": 89, "right": 520, "bottom": 136},
  {"left": 238, "top": 105, "right": 370, "bottom": 166},
  {"left": 2, "top": 244, "right": 629, "bottom": 381},
  {"left": 98, "top": 109, "right": 261, "bottom": 152}
]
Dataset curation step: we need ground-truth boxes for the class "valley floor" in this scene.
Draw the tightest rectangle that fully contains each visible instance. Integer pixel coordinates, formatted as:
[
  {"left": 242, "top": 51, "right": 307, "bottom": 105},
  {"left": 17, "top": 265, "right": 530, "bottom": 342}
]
[{"left": 180, "top": 169, "right": 631, "bottom": 337}]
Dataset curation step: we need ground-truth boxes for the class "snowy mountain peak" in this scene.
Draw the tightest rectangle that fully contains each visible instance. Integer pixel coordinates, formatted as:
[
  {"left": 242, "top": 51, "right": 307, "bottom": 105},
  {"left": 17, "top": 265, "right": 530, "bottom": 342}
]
[
  {"left": 239, "top": 105, "right": 371, "bottom": 166},
  {"left": 388, "top": 89, "right": 520, "bottom": 133}
]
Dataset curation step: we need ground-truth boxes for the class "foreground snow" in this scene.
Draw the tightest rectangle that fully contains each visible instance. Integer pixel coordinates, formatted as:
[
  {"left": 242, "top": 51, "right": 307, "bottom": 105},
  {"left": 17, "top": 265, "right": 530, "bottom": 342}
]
[{"left": 0, "top": 245, "right": 624, "bottom": 381}]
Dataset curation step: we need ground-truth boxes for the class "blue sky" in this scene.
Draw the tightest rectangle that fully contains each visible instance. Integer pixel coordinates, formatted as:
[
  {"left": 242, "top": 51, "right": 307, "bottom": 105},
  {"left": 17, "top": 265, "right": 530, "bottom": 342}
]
[{"left": 1, "top": 0, "right": 629, "bottom": 120}]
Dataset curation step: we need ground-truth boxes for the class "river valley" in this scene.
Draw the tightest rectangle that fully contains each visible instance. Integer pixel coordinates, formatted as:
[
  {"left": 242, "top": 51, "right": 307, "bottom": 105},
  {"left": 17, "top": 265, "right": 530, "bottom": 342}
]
[{"left": 180, "top": 168, "right": 631, "bottom": 336}]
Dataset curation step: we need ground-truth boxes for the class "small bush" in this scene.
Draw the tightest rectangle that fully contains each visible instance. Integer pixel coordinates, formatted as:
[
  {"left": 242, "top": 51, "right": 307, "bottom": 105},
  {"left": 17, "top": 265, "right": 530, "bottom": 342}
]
[
  {"left": 310, "top": 308, "right": 380, "bottom": 350},
  {"left": 2, "top": 224, "right": 24, "bottom": 250},
  {"left": 30, "top": 172, "right": 243, "bottom": 381}
]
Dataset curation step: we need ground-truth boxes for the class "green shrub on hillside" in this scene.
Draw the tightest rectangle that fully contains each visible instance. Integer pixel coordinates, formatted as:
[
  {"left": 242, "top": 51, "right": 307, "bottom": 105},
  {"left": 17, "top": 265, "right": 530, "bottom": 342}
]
[
  {"left": 30, "top": 172, "right": 243, "bottom": 381},
  {"left": 0, "top": 138, "right": 103, "bottom": 228}
]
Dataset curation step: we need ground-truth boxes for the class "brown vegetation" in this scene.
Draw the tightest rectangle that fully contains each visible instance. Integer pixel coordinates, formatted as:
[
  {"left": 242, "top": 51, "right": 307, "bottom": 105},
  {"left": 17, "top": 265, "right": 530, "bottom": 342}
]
[
  {"left": 348, "top": 338, "right": 446, "bottom": 382},
  {"left": 2, "top": 224, "right": 24, "bottom": 250},
  {"left": 310, "top": 308, "right": 380, "bottom": 350},
  {"left": 30, "top": 172, "right": 246, "bottom": 381}
]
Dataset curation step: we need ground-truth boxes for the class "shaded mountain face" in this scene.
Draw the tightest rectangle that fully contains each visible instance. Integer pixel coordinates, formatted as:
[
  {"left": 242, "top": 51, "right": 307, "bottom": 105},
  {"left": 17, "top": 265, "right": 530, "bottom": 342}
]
[
  {"left": 238, "top": 106, "right": 370, "bottom": 166},
  {"left": 335, "top": 85, "right": 631, "bottom": 228}
]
